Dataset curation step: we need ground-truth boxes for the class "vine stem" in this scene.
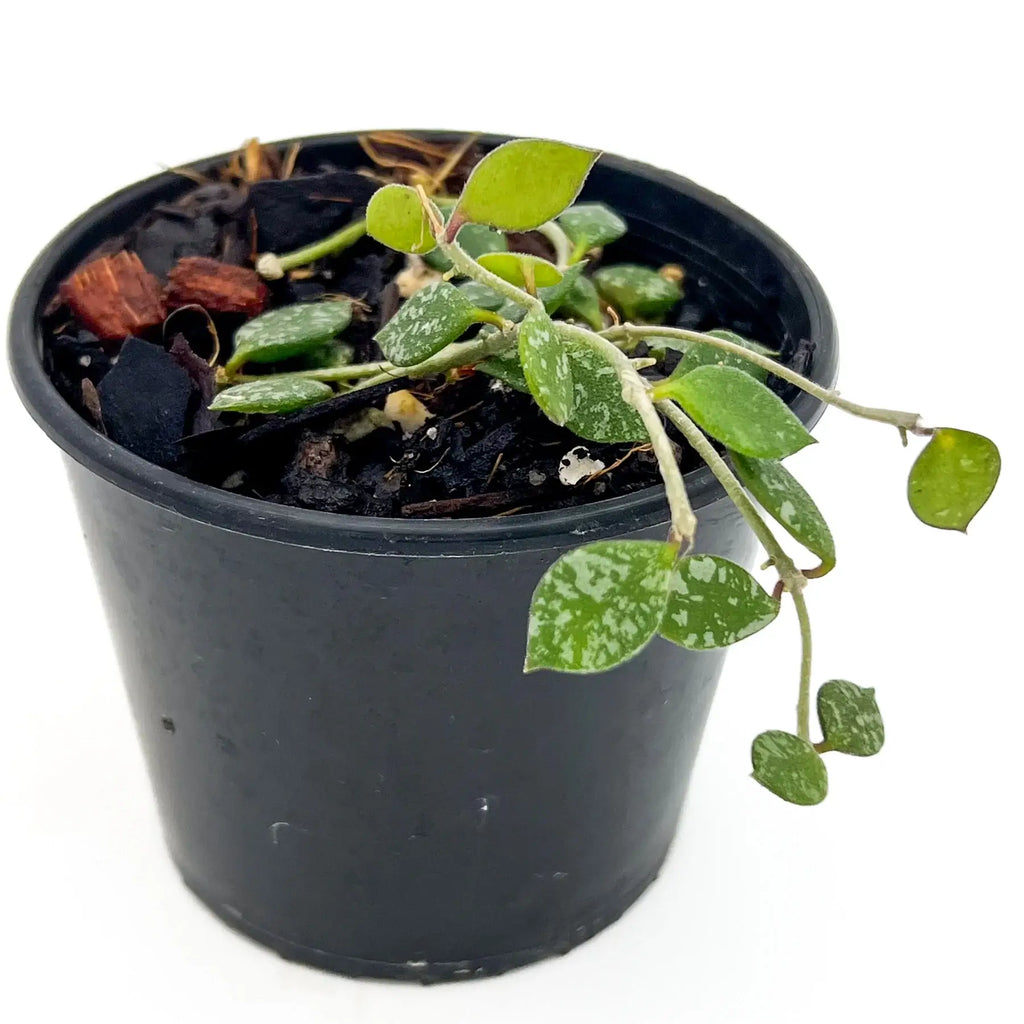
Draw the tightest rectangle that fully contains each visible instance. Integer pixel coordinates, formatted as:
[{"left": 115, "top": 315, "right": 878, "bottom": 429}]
[
  {"left": 349, "top": 328, "right": 517, "bottom": 393},
  {"left": 792, "top": 589, "right": 814, "bottom": 742},
  {"left": 657, "top": 399, "right": 813, "bottom": 738},
  {"left": 536, "top": 221, "right": 573, "bottom": 269},
  {"left": 608, "top": 325, "right": 926, "bottom": 434},
  {"left": 257, "top": 219, "right": 368, "bottom": 279},
  {"left": 558, "top": 323, "right": 697, "bottom": 548},
  {"left": 420, "top": 189, "right": 699, "bottom": 545}
]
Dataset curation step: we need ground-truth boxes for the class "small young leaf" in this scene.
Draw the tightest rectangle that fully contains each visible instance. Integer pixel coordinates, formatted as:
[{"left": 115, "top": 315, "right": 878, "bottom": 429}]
[
  {"left": 292, "top": 340, "right": 355, "bottom": 371},
  {"left": 671, "top": 329, "right": 773, "bottom": 382},
  {"left": 751, "top": 731, "right": 828, "bottom": 806},
  {"left": 374, "top": 282, "right": 480, "bottom": 365},
  {"left": 226, "top": 302, "right": 353, "bottom": 372},
  {"left": 366, "top": 183, "right": 438, "bottom": 255},
  {"left": 558, "top": 335, "right": 647, "bottom": 443},
  {"left": 656, "top": 365, "right": 815, "bottom": 459},
  {"left": 424, "top": 222, "right": 508, "bottom": 271},
  {"left": 477, "top": 351, "right": 530, "bottom": 393},
  {"left": 557, "top": 202, "right": 628, "bottom": 252},
  {"left": 558, "top": 272, "right": 604, "bottom": 329},
  {"left": 592, "top": 264, "right": 682, "bottom": 323},
  {"left": 907, "top": 428, "right": 1000, "bottom": 531},
  {"left": 478, "top": 251, "right": 563, "bottom": 291},
  {"left": 817, "top": 681, "right": 884, "bottom": 757},
  {"left": 731, "top": 453, "right": 836, "bottom": 573},
  {"left": 525, "top": 540, "right": 676, "bottom": 673},
  {"left": 660, "top": 555, "right": 779, "bottom": 650},
  {"left": 518, "top": 310, "right": 575, "bottom": 425},
  {"left": 210, "top": 378, "right": 333, "bottom": 414},
  {"left": 457, "top": 279, "right": 505, "bottom": 311},
  {"left": 456, "top": 139, "right": 599, "bottom": 232}
]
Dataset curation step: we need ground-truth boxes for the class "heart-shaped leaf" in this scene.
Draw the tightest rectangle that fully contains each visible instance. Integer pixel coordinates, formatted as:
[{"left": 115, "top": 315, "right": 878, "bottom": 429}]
[
  {"left": 225, "top": 301, "right": 353, "bottom": 372},
  {"left": 592, "top": 264, "right": 682, "bottom": 323},
  {"left": 907, "top": 428, "right": 1000, "bottom": 531},
  {"left": 555, "top": 331, "right": 647, "bottom": 443},
  {"left": 455, "top": 139, "right": 599, "bottom": 232},
  {"left": 366, "top": 183, "right": 438, "bottom": 255},
  {"left": 375, "top": 282, "right": 481, "bottom": 365},
  {"left": 751, "top": 731, "right": 828, "bottom": 805},
  {"left": 817, "top": 680, "right": 884, "bottom": 757},
  {"left": 557, "top": 202, "right": 627, "bottom": 254},
  {"left": 660, "top": 555, "right": 779, "bottom": 649},
  {"left": 518, "top": 310, "right": 575, "bottom": 424},
  {"left": 656, "top": 364, "right": 815, "bottom": 459},
  {"left": 731, "top": 453, "right": 836, "bottom": 574},
  {"left": 558, "top": 272, "right": 604, "bottom": 329},
  {"left": 210, "top": 377, "right": 333, "bottom": 414},
  {"left": 671, "top": 329, "right": 774, "bottom": 382},
  {"left": 478, "top": 251, "right": 563, "bottom": 292},
  {"left": 525, "top": 540, "right": 676, "bottom": 673},
  {"left": 477, "top": 350, "right": 530, "bottom": 393},
  {"left": 424, "top": 222, "right": 508, "bottom": 271}
]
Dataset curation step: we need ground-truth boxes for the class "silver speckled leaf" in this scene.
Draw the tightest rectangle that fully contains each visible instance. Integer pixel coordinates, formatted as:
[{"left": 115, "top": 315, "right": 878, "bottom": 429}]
[
  {"left": 660, "top": 555, "right": 778, "bottom": 650},
  {"left": 525, "top": 540, "right": 676, "bottom": 673}
]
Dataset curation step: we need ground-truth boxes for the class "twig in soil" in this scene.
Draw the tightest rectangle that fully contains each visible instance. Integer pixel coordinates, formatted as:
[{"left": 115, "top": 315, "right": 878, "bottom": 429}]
[
  {"left": 484, "top": 452, "right": 505, "bottom": 488},
  {"left": 281, "top": 142, "right": 301, "bottom": 181},
  {"left": 400, "top": 492, "right": 516, "bottom": 518},
  {"left": 583, "top": 443, "right": 653, "bottom": 485}
]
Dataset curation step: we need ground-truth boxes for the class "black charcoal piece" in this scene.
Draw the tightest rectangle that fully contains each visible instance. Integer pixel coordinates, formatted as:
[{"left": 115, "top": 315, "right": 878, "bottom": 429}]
[
  {"left": 249, "top": 171, "right": 378, "bottom": 253},
  {"left": 97, "top": 337, "right": 195, "bottom": 468}
]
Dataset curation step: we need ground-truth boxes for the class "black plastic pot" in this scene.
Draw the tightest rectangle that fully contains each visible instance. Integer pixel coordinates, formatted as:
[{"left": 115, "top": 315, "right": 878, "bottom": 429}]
[{"left": 8, "top": 132, "right": 837, "bottom": 982}]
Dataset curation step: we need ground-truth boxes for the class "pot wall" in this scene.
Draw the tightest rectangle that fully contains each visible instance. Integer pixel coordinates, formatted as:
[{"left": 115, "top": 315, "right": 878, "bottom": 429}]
[{"left": 67, "top": 460, "right": 755, "bottom": 979}]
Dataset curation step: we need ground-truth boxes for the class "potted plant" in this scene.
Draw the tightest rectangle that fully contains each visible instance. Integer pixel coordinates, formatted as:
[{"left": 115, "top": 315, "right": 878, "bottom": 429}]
[{"left": 7, "top": 131, "right": 998, "bottom": 981}]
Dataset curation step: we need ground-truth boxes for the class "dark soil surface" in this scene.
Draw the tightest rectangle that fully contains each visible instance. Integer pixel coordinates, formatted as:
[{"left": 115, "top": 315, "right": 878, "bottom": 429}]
[{"left": 42, "top": 138, "right": 814, "bottom": 520}]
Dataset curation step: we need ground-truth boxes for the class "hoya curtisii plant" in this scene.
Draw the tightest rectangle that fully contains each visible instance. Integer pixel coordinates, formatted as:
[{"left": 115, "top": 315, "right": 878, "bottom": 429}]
[{"left": 211, "top": 139, "right": 1001, "bottom": 805}]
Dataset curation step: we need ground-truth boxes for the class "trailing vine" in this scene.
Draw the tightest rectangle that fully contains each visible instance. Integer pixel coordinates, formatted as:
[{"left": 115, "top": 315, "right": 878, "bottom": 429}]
[{"left": 211, "top": 138, "right": 1000, "bottom": 804}]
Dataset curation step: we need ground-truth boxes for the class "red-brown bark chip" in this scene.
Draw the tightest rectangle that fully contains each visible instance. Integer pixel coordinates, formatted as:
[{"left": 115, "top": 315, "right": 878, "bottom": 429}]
[
  {"left": 165, "top": 257, "right": 269, "bottom": 316},
  {"left": 59, "top": 251, "right": 167, "bottom": 342}
]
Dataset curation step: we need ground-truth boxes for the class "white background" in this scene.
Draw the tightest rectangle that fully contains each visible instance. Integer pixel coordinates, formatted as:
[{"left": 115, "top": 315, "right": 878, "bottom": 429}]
[{"left": 2, "top": 2, "right": 1021, "bottom": 1021}]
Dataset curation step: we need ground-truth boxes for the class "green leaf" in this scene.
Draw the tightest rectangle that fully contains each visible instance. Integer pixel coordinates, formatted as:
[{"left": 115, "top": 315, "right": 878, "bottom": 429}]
[
  {"left": 671, "top": 329, "right": 773, "bottom": 382},
  {"left": 518, "top": 310, "right": 575, "bottom": 425},
  {"left": 455, "top": 138, "right": 599, "bottom": 232},
  {"left": 525, "top": 540, "right": 676, "bottom": 673},
  {"left": 592, "top": 264, "right": 681, "bottom": 323},
  {"left": 538, "top": 261, "right": 586, "bottom": 315},
  {"left": 457, "top": 279, "right": 505, "bottom": 311},
  {"left": 907, "top": 428, "right": 1000, "bottom": 531},
  {"left": 817, "top": 681, "right": 884, "bottom": 757},
  {"left": 659, "top": 555, "right": 779, "bottom": 650},
  {"left": 557, "top": 202, "right": 627, "bottom": 252},
  {"left": 365, "top": 183, "right": 438, "bottom": 255},
  {"left": 730, "top": 453, "right": 836, "bottom": 573},
  {"left": 751, "top": 731, "right": 828, "bottom": 806},
  {"left": 557, "top": 332, "right": 647, "bottom": 443},
  {"left": 225, "top": 302, "right": 353, "bottom": 373},
  {"left": 424, "top": 222, "right": 508, "bottom": 271},
  {"left": 559, "top": 273, "right": 604, "bottom": 329},
  {"left": 478, "top": 251, "right": 563, "bottom": 291},
  {"left": 374, "top": 282, "right": 480, "bottom": 365},
  {"left": 477, "top": 351, "right": 530, "bottom": 393},
  {"left": 656, "top": 365, "right": 815, "bottom": 459},
  {"left": 210, "top": 378, "right": 333, "bottom": 414},
  {"left": 296, "top": 340, "right": 354, "bottom": 370}
]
